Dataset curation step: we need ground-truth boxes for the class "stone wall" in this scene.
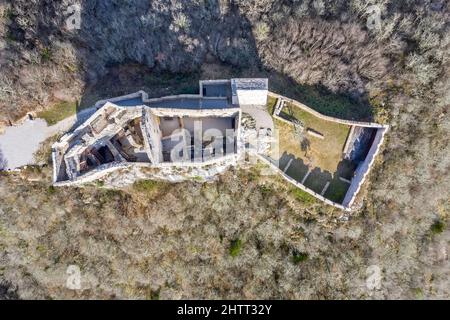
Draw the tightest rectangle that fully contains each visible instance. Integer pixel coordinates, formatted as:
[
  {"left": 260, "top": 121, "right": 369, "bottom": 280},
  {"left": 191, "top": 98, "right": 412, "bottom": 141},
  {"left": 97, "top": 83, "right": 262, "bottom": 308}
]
[
  {"left": 268, "top": 92, "right": 388, "bottom": 211},
  {"left": 342, "top": 125, "right": 356, "bottom": 157},
  {"left": 95, "top": 91, "right": 146, "bottom": 108},
  {"left": 150, "top": 107, "right": 240, "bottom": 118},
  {"left": 141, "top": 109, "right": 163, "bottom": 163},
  {"left": 342, "top": 127, "right": 388, "bottom": 208},
  {"left": 256, "top": 154, "right": 350, "bottom": 211},
  {"left": 53, "top": 154, "right": 239, "bottom": 187},
  {"left": 52, "top": 83, "right": 387, "bottom": 212},
  {"left": 268, "top": 92, "right": 386, "bottom": 128}
]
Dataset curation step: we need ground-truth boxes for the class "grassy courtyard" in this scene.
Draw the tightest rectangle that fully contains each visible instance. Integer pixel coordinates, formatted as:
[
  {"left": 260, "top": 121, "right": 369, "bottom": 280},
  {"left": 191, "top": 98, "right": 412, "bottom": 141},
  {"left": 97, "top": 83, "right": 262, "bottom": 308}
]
[
  {"left": 268, "top": 96, "right": 353, "bottom": 204},
  {"left": 275, "top": 102, "right": 351, "bottom": 173}
]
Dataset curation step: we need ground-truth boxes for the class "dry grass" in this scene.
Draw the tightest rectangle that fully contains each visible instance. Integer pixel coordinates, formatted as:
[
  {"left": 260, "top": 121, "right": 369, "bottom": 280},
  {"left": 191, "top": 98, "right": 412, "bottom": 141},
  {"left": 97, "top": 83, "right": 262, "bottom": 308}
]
[
  {"left": 269, "top": 99, "right": 352, "bottom": 203},
  {"left": 33, "top": 134, "right": 60, "bottom": 165},
  {"left": 275, "top": 104, "right": 350, "bottom": 173}
]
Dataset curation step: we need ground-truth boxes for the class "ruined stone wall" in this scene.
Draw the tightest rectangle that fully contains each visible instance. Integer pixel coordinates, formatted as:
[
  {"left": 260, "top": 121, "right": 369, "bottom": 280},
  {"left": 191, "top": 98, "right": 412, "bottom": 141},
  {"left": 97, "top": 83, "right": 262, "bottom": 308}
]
[
  {"left": 53, "top": 154, "right": 240, "bottom": 187},
  {"left": 52, "top": 144, "right": 70, "bottom": 183},
  {"left": 149, "top": 108, "right": 239, "bottom": 118},
  {"left": 269, "top": 92, "right": 388, "bottom": 211},
  {"left": 141, "top": 109, "right": 163, "bottom": 163},
  {"left": 95, "top": 91, "right": 147, "bottom": 108},
  {"left": 342, "top": 125, "right": 356, "bottom": 156},
  {"left": 199, "top": 79, "right": 231, "bottom": 96},
  {"left": 52, "top": 85, "right": 386, "bottom": 212},
  {"left": 342, "top": 127, "right": 388, "bottom": 208},
  {"left": 268, "top": 92, "right": 386, "bottom": 128}
]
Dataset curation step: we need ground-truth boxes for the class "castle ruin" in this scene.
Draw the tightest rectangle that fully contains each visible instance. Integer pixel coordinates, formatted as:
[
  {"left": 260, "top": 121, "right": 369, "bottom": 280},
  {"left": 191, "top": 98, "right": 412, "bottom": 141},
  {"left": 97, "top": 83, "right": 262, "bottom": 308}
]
[{"left": 52, "top": 78, "right": 387, "bottom": 212}]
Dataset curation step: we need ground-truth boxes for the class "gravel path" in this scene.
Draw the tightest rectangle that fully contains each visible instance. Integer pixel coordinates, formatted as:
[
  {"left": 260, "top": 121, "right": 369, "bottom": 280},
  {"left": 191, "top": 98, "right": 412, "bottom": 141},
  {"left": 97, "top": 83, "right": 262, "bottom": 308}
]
[
  {"left": 241, "top": 105, "right": 274, "bottom": 131},
  {"left": 0, "top": 107, "right": 96, "bottom": 170}
]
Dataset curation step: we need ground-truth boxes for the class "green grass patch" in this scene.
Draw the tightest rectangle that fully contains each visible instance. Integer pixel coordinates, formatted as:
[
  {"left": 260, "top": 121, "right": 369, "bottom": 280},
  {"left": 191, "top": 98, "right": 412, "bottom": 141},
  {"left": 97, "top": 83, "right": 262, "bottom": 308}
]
[
  {"left": 5, "top": 31, "right": 17, "bottom": 42},
  {"left": 37, "top": 101, "right": 77, "bottom": 126},
  {"left": 302, "top": 170, "right": 329, "bottom": 194},
  {"left": 97, "top": 189, "right": 123, "bottom": 204},
  {"left": 95, "top": 180, "right": 105, "bottom": 187},
  {"left": 229, "top": 239, "right": 242, "bottom": 257},
  {"left": 36, "top": 244, "right": 47, "bottom": 254},
  {"left": 146, "top": 288, "right": 160, "bottom": 300},
  {"left": 287, "top": 105, "right": 350, "bottom": 146},
  {"left": 40, "top": 47, "right": 51, "bottom": 63},
  {"left": 413, "top": 288, "right": 424, "bottom": 300},
  {"left": 177, "top": 85, "right": 199, "bottom": 95},
  {"left": 430, "top": 220, "right": 445, "bottom": 235},
  {"left": 291, "top": 188, "right": 316, "bottom": 205},
  {"left": 323, "top": 178, "right": 350, "bottom": 204},
  {"left": 47, "top": 185, "right": 57, "bottom": 195},
  {"left": 143, "top": 72, "right": 199, "bottom": 95},
  {"left": 267, "top": 96, "right": 277, "bottom": 115},
  {"left": 273, "top": 103, "right": 351, "bottom": 174},
  {"left": 289, "top": 84, "right": 371, "bottom": 120},
  {"left": 258, "top": 184, "right": 272, "bottom": 197},
  {"left": 100, "top": 189, "right": 122, "bottom": 198},
  {"left": 133, "top": 180, "right": 162, "bottom": 193},
  {"left": 292, "top": 251, "right": 309, "bottom": 264},
  {"left": 2, "top": 8, "right": 15, "bottom": 19}
]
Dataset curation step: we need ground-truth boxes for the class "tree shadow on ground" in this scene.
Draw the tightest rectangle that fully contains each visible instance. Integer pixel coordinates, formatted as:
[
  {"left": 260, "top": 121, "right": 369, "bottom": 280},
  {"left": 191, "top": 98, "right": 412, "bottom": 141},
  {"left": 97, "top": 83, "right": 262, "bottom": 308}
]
[
  {"left": 72, "top": 0, "right": 262, "bottom": 115},
  {"left": 77, "top": 65, "right": 202, "bottom": 111},
  {"left": 3, "top": 1, "right": 374, "bottom": 126},
  {"left": 64, "top": 1, "right": 372, "bottom": 124},
  {"left": 267, "top": 71, "right": 374, "bottom": 121}
]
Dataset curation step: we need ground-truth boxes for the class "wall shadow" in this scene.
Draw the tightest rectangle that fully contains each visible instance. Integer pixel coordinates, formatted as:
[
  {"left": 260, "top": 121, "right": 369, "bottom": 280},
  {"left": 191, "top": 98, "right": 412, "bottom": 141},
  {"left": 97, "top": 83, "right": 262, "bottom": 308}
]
[
  {"left": 278, "top": 152, "right": 309, "bottom": 181},
  {"left": 276, "top": 151, "right": 354, "bottom": 204}
]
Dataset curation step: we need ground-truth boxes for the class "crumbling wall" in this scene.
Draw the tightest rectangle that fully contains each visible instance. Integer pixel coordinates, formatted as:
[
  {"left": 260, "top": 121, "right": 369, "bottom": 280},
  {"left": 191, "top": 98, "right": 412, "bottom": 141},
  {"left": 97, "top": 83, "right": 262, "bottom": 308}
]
[
  {"left": 150, "top": 107, "right": 239, "bottom": 118},
  {"left": 256, "top": 154, "right": 349, "bottom": 211},
  {"left": 95, "top": 91, "right": 146, "bottom": 109},
  {"left": 52, "top": 85, "right": 386, "bottom": 213},
  {"left": 268, "top": 92, "right": 385, "bottom": 128},
  {"left": 54, "top": 154, "right": 240, "bottom": 187},
  {"left": 268, "top": 92, "right": 388, "bottom": 211},
  {"left": 141, "top": 109, "right": 163, "bottom": 163},
  {"left": 342, "top": 127, "right": 388, "bottom": 208}
]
